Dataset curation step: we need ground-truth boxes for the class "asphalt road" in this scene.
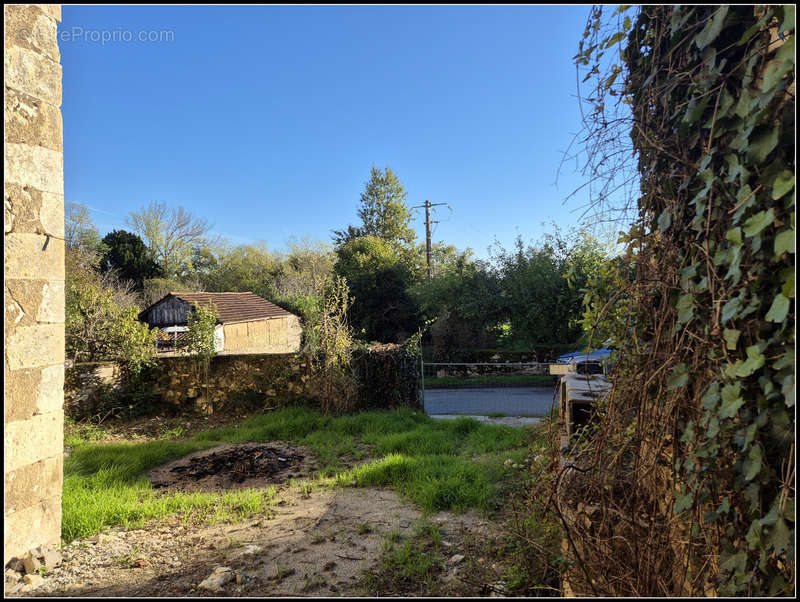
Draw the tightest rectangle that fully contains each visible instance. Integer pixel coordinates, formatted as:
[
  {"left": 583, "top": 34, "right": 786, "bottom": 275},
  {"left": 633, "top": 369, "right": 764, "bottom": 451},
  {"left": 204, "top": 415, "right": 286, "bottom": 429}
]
[{"left": 422, "top": 386, "right": 558, "bottom": 417}]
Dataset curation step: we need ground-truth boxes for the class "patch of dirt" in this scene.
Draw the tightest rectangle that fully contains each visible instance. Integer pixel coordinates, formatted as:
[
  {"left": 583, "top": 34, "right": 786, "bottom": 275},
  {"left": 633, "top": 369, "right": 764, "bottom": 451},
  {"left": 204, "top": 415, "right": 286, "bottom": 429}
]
[
  {"left": 149, "top": 443, "right": 315, "bottom": 492},
  {"left": 17, "top": 487, "right": 505, "bottom": 597}
]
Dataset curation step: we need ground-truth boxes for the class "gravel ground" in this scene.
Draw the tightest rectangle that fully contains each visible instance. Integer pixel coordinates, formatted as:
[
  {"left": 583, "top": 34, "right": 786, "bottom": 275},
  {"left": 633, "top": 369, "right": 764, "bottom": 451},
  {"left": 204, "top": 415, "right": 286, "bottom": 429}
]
[{"left": 6, "top": 486, "right": 507, "bottom": 597}]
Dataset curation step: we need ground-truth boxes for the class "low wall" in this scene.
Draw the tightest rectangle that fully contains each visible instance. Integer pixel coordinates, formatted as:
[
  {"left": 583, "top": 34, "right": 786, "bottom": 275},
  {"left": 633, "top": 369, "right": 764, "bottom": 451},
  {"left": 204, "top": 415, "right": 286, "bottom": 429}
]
[{"left": 65, "top": 348, "right": 421, "bottom": 419}]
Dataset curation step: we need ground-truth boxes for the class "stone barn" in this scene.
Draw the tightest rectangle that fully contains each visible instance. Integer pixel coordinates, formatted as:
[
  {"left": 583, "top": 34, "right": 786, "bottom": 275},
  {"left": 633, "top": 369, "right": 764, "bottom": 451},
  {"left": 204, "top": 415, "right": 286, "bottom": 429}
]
[{"left": 139, "top": 292, "right": 302, "bottom": 354}]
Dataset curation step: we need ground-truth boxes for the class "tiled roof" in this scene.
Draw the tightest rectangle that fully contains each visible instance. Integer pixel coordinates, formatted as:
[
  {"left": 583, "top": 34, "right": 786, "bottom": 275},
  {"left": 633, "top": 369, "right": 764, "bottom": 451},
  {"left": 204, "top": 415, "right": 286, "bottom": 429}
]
[{"left": 162, "top": 292, "right": 293, "bottom": 324}]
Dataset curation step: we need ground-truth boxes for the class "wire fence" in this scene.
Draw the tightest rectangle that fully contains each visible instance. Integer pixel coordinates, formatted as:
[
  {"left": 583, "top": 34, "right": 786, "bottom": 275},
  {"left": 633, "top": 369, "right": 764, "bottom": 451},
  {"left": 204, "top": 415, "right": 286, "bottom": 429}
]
[{"left": 420, "top": 361, "right": 558, "bottom": 417}]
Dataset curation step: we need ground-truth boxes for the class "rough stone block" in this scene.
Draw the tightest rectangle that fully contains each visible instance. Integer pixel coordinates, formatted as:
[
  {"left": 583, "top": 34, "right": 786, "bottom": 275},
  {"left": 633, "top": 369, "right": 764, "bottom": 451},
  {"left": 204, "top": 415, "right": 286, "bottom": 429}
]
[
  {"left": 4, "top": 234, "right": 64, "bottom": 281},
  {"left": 4, "top": 87, "right": 63, "bottom": 152},
  {"left": 5, "top": 280, "right": 64, "bottom": 326},
  {"left": 4, "top": 184, "right": 64, "bottom": 237},
  {"left": 4, "top": 455, "right": 63, "bottom": 515},
  {"left": 3, "top": 495, "right": 61, "bottom": 567},
  {"left": 4, "top": 366, "right": 42, "bottom": 423},
  {"left": 3, "top": 46, "right": 62, "bottom": 108},
  {"left": 4, "top": 412, "right": 63, "bottom": 474},
  {"left": 5, "top": 322, "right": 64, "bottom": 370},
  {"left": 4, "top": 143, "right": 63, "bottom": 195},
  {"left": 3, "top": 5, "right": 60, "bottom": 63}
]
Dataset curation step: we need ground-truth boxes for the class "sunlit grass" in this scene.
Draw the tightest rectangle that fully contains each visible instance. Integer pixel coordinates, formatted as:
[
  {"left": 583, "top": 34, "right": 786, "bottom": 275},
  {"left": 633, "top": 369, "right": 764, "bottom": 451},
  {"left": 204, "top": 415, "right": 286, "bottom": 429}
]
[{"left": 63, "top": 404, "right": 530, "bottom": 544}]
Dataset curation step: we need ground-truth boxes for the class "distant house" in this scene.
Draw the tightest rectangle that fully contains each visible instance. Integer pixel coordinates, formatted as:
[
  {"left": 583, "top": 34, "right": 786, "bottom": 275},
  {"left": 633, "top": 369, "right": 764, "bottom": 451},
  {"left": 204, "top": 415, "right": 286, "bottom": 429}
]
[{"left": 139, "top": 292, "right": 302, "bottom": 354}]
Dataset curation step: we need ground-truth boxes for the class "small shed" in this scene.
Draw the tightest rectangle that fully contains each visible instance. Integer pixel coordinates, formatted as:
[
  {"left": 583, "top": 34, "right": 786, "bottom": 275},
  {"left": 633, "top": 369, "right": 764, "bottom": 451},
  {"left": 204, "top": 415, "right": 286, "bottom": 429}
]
[{"left": 139, "top": 292, "right": 302, "bottom": 354}]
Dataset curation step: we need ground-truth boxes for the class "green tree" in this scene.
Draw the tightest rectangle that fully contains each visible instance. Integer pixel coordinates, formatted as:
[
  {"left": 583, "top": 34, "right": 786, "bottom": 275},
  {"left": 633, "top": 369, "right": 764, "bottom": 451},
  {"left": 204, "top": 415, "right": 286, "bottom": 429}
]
[
  {"left": 412, "top": 253, "right": 504, "bottom": 352},
  {"left": 201, "top": 242, "right": 281, "bottom": 299},
  {"left": 181, "top": 301, "right": 219, "bottom": 361},
  {"left": 334, "top": 167, "right": 417, "bottom": 248},
  {"left": 492, "top": 228, "right": 608, "bottom": 348},
  {"left": 65, "top": 277, "right": 156, "bottom": 374},
  {"left": 334, "top": 235, "right": 421, "bottom": 342},
  {"left": 100, "top": 229, "right": 162, "bottom": 289}
]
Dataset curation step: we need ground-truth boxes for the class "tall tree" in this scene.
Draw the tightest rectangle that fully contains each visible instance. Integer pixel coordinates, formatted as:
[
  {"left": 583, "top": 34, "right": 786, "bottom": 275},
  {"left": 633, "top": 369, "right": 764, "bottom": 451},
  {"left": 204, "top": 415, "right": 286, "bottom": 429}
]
[
  {"left": 126, "top": 201, "right": 214, "bottom": 279},
  {"left": 334, "top": 167, "right": 416, "bottom": 248},
  {"left": 100, "top": 229, "right": 162, "bottom": 289}
]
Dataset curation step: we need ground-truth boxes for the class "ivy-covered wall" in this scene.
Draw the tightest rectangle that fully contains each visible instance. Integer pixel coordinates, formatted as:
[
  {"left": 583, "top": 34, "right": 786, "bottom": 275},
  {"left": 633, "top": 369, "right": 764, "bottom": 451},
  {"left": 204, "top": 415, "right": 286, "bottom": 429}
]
[{"left": 563, "top": 5, "right": 794, "bottom": 597}]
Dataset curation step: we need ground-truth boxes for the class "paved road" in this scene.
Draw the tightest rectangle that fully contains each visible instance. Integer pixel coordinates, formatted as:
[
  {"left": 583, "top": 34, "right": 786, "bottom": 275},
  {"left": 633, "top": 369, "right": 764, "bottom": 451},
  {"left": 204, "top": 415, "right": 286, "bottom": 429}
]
[{"left": 423, "top": 386, "right": 557, "bottom": 417}]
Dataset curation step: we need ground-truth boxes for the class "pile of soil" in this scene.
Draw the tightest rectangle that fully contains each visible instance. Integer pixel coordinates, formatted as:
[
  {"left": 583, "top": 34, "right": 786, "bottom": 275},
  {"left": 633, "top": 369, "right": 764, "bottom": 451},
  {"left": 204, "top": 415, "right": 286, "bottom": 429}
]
[{"left": 150, "top": 442, "right": 315, "bottom": 492}]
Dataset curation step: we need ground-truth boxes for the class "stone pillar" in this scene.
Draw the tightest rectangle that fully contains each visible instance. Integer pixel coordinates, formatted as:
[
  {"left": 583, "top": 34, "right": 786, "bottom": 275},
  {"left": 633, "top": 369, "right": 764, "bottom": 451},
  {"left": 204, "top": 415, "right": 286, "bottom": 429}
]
[{"left": 4, "top": 4, "right": 65, "bottom": 565}]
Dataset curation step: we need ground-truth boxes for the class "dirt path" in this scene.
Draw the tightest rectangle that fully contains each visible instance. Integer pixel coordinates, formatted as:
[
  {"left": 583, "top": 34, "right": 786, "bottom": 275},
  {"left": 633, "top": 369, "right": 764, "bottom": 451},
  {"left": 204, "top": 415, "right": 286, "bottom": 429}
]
[{"left": 17, "top": 486, "right": 505, "bottom": 597}]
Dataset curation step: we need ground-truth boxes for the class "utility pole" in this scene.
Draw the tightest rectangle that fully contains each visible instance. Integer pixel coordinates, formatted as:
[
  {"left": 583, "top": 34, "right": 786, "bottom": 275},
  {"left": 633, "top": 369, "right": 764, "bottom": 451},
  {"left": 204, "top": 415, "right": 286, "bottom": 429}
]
[{"left": 412, "top": 200, "right": 448, "bottom": 279}]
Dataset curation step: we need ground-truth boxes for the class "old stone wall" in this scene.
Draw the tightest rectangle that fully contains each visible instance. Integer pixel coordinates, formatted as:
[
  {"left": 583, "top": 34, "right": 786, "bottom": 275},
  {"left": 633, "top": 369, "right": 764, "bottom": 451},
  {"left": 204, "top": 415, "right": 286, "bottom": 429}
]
[
  {"left": 4, "top": 4, "right": 65, "bottom": 565},
  {"left": 149, "top": 354, "right": 311, "bottom": 414},
  {"left": 65, "top": 347, "right": 422, "bottom": 419},
  {"left": 64, "top": 355, "right": 312, "bottom": 418}
]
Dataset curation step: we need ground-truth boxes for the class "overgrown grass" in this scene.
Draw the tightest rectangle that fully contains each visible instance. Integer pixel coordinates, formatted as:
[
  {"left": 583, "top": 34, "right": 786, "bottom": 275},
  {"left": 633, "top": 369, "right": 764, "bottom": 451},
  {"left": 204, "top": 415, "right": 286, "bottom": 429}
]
[
  {"left": 62, "top": 439, "right": 277, "bottom": 542},
  {"left": 63, "top": 405, "right": 530, "bottom": 544}
]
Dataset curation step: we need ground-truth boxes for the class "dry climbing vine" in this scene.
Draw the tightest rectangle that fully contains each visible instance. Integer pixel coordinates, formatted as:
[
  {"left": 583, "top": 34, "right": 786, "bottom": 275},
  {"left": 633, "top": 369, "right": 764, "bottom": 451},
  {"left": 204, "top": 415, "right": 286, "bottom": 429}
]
[{"left": 561, "top": 5, "right": 794, "bottom": 596}]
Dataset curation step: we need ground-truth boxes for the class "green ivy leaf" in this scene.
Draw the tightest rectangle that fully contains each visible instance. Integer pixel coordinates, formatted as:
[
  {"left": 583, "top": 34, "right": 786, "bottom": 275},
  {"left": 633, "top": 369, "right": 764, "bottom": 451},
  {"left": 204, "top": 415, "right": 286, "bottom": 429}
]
[
  {"left": 725, "top": 227, "right": 742, "bottom": 245},
  {"left": 706, "top": 416, "right": 719, "bottom": 438},
  {"left": 719, "top": 383, "right": 744, "bottom": 418},
  {"left": 774, "top": 230, "right": 795, "bottom": 257},
  {"left": 667, "top": 363, "right": 689, "bottom": 390},
  {"left": 771, "top": 170, "right": 795, "bottom": 200},
  {"left": 684, "top": 95, "right": 711, "bottom": 125},
  {"left": 742, "top": 443, "right": 762, "bottom": 481},
  {"left": 723, "top": 328, "right": 740, "bottom": 350},
  {"left": 764, "top": 293, "right": 790, "bottom": 323},
  {"left": 721, "top": 295, "right": 742, "bottom": 324},
  {"left": 702, "top": 381, "right": 720, "bottom": 410},
  {"left": 768, "top": 518, "right": 791, "bottom": 554},
  {"left": 781, "top": 268, "right": 795, "bottom": 298},
  {"left": 695, "top": 6, "right": 730, "bottom": 50},
  {"left": 736, "top": 344, "right": 766, "bottom": 377},
  {"left": 746, "top": 519, "right": 762, "bottom": 549},
  {"left": 742, "top": 209, "right": 775, "bottom": 237},
  {"left": 747, "top": 126, "right": 780, "bottom": 164},
  {"left": 676, "top": 293, "right": 694, "bottom": 323},
  {"left": 719, "top": 551, "right": 746, "bottom": 572},
  {"left": 674, "top": 491, "right": 693, "bottom": 513}
]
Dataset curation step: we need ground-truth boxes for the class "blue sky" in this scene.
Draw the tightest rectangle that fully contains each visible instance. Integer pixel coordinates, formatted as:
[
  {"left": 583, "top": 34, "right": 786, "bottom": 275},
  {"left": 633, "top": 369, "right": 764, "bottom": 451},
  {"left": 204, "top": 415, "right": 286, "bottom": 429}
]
[{"left": 59, "top": 4, "right": 610, "bottom": 258}]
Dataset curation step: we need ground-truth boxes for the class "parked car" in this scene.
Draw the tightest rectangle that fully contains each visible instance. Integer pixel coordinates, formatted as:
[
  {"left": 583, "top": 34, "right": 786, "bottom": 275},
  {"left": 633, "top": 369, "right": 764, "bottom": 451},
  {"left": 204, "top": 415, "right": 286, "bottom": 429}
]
[{"left": 555, "top": 346, "right": 613, "bottom": 374}]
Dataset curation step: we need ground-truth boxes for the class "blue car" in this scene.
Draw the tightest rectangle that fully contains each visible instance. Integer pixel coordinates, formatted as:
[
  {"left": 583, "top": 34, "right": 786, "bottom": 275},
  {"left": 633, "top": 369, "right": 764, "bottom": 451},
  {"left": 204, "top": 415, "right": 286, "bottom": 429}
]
[
  {"left": 555, "top": 346, "right": 614, "bottom": 375},
  {"left": 556, "top": 346, "right": 613, "bottom": 364}
]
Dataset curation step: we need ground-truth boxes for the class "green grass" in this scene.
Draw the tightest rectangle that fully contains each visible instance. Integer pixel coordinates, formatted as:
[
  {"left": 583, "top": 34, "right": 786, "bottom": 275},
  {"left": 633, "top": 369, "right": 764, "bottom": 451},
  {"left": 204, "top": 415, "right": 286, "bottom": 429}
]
[
  {"left": 63, "top": 405, "right": 530, "bottom": 544},
  {"left": 62, "top": 439, "right": 277, "bottom": 543},
  {"left": 361, "top": 518, "right": 446, "bottom": 595},
  {"left": 424, "top": 374, "right": 553, "bottom": 388}
]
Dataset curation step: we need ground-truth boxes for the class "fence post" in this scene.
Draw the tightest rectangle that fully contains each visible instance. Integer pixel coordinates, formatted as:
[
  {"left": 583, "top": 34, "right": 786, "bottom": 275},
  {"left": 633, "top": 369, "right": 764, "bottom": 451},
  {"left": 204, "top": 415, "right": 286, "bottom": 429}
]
[{"left": 420, "top": 355, "right": 425, "bottom": 411}]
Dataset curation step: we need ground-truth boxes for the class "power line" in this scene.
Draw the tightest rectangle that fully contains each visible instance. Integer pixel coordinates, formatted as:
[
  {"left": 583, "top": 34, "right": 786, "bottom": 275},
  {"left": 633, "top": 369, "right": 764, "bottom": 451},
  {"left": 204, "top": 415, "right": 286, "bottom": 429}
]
[{"left": 412, "top": 200, "right": 448, "bottom": 280}]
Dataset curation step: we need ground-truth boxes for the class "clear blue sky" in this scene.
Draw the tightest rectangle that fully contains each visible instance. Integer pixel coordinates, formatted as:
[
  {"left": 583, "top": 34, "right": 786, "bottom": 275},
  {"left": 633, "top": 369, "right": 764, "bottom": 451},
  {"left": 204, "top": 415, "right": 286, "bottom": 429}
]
[{"left": 59, "top": 4, "right": 605, "bottom": 258}]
